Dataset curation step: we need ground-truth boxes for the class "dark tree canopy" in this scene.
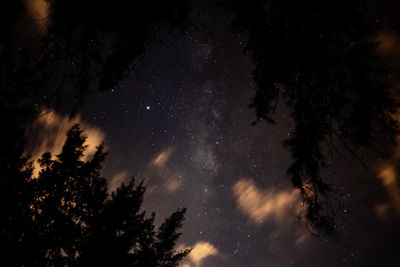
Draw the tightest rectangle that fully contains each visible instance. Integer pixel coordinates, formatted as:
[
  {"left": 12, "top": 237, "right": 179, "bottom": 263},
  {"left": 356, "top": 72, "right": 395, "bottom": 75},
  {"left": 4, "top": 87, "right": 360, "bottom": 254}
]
[
  {"left": 2, "top": 0, "right": 400, "bottom": 241},
  {"left": 0, "top": 2, "right": 191, "bottom": 265},
  {"left": 1, "top": 125, "right": 190, "bottom": 266},
  {"left": 1, "top": 0, "right": 188, "bottom": 117},
  {"left": 223, "top": 0, "right": 400, "bottom": 234}
]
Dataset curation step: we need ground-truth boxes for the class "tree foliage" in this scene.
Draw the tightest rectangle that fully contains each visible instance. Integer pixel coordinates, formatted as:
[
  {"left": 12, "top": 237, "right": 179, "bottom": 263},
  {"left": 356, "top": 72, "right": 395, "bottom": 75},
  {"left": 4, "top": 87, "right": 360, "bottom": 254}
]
[
  {"left": 2, "top": 0, "right": 400, "bottom": 239},
  {"left": 0, "top": 125, "right": 190, "bottom": 266},
  {"left": 1, "top": 0, "right": 188, "bottom": 116},
  {"left": 224, "top": 0, "right": 400, "bottom": 234},
  {"left": 0, "top": 2, "right": 191, "bottom": 265}
]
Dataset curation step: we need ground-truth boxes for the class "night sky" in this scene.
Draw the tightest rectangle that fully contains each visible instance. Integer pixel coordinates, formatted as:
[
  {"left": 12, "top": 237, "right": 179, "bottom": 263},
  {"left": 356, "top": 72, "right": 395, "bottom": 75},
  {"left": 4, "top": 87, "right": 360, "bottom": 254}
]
[{"left": 27, "top": 1, "right": 400, "bottom": 266}]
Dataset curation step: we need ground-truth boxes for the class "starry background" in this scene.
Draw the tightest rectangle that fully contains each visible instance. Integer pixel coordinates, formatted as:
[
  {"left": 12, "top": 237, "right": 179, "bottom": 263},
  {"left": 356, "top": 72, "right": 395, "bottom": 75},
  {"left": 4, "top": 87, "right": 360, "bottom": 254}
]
[{"left": 32, "top": 1, "right": 400, "bottom": 266}]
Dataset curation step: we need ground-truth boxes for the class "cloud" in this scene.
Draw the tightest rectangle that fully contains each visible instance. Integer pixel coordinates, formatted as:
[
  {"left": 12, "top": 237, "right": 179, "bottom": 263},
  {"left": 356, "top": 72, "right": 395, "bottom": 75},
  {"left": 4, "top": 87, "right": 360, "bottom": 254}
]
[
  {"left": 372, "top": 31, "right": 400, "bottom": 218},
  {"left": 379, "top": 165, "right": 400, "bottom": 211},
  {"left": 375, "top": 163, "right": 400, "bottom": 219},
  {"left": 152, "top": 147, "right": 174, "bottom": 167},
  {"left": 148, "top": 147, "right": 184, "bottom": 193},
  {"left": 233, "top": 179, "right": 298, "bottom": 225},
  {"left": 374, "top": 203, "right": 390, "bottom": 220},
  {"left": 374, "top": 109, "right": 400, "bottom": 219},
  {"left": 376, "top": 31, "right": 400, "bottom": 56},
  {"left": 188, "top": 241, "right": 219, "bottom": 265},
  {"left": 109, "top": 171, "right": 130, "bottom": 192},
  {"left": 376, "top": 31, "right": 400, "bottom": 69},
  {"left": 25, "top": 109, "right": 105, "bottom": 176},
  {"left": 24, "top": 0, "right": 49, "bottom": 32},
  {"left": 165, "top": 177, "right": 183, "bottom": 193},
  {"left": 294, "top": 227, "right": 312, "bottom": 246},
  {"left": 179, "top": 241, "right": 219, "bottom": 267}
]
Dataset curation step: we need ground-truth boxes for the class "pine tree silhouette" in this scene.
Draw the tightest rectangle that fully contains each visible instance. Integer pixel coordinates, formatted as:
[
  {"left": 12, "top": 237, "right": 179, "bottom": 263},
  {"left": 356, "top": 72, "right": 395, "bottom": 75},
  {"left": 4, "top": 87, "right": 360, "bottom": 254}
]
[
  {"left": 1, "top": 125, "right": 190, "bottom": 266},
  {"left": 2, "top": 0, "right": 400, "bottom": 238}
]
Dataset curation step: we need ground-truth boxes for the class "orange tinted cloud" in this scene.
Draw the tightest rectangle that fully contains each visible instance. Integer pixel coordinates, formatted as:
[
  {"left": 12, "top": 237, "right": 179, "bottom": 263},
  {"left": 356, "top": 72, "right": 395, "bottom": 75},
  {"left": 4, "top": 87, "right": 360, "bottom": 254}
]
[
  {"left": 376, "top": 31, "right": 400, "bottom": 68},
  {"left": 149, "top": 147, "right": 184, "bottom": 193},
  {"left": 179, "top": 241, "right": 219, "bottom": 267},
  {"left": 294, "top": 226, "right": 311, "bottom": 246},
  {"left": 233, "top": 179, "right": 298, "bottom": 225},
  {"left": 26, "top": 109, "right": 105, "bottom": 176},
  {"left": 152, "top": 147, "right": 174, "bottom": 167},
  {"left": 374, "top": 108, "right": 400, "bottom": 219},
  {"left": 374, "top": 31, "right": 400, "bottom": 219},
  {"left": 109, "top": 171, "right": 130, "bottom": 192},
  {"left": 165, "top": 177, "right": 183, "bottom": 193},
  {"left": 375, "top": 164, "right": 400, "bottom": 218},
  {"left": 377, "top": 32, "right": 400, "bottom": 55},
  {"left": 24, "top": 0, "right": 49, "bottom": 32}
]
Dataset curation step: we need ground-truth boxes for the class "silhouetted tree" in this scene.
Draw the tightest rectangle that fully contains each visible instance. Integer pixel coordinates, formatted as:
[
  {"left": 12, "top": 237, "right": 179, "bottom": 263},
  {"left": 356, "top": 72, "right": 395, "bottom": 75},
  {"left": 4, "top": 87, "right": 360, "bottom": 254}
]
[
  {"left": 1, "top": 125, "right": 190, "bottom": 266},
  {"left": 0, "top": 0, "right": 188, "bottom": 119},
  {"left": 0, "top": 4, "right": 190, "bottom": 264},
  {"left": 3, "top": 0, "right": 399, "bottom": 239},
  {"left": 0, "top": 111, "right": 38, "bottom": 266},
  {"left": 223, "top": 0, "right": 400, "bottom": 234}
]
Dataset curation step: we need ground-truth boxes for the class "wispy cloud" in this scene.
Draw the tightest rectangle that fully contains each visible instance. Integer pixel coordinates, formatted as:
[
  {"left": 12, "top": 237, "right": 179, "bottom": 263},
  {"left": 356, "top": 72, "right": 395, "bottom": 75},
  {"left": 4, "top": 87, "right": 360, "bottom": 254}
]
[
  {"left": 374, "top": 107, "right": 400, "bottom": 219},
  {"left": 375, "top": 163, "right": 400, "bottom": 219},
  {"left": 152, "top": 147, "right": 175, "bottom": 167},
  {"left": 179, "top": 241, "right": 219, "bottom": 267},
  {"left": 109, "top": 171, "right": 130, "bottom": 192},
  {"left": 24, "top": 0, "right": 49, "bottom": 33},
  {"left": 233, "top": 179, "right": 298, "bottom": 225},
  {"left": 377, "top": 31, "right": 400, "bottom": 58},
  {"left": 148, "top": 147, "right": 184, "bottom": 193}
]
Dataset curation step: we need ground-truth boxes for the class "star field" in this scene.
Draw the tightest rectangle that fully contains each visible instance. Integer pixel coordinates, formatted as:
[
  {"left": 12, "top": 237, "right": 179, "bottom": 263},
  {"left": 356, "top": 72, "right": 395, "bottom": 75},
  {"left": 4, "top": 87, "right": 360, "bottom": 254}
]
[{"left": 75, "top": 4, "right": 400, "bottom": 267}]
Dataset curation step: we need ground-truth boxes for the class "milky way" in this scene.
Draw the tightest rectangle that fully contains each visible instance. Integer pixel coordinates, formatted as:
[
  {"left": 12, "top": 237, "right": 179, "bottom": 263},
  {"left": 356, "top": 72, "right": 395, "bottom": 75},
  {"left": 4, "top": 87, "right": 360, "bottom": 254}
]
[{"left": 53, "top": 4, "right": 400, "bottom": 266}]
